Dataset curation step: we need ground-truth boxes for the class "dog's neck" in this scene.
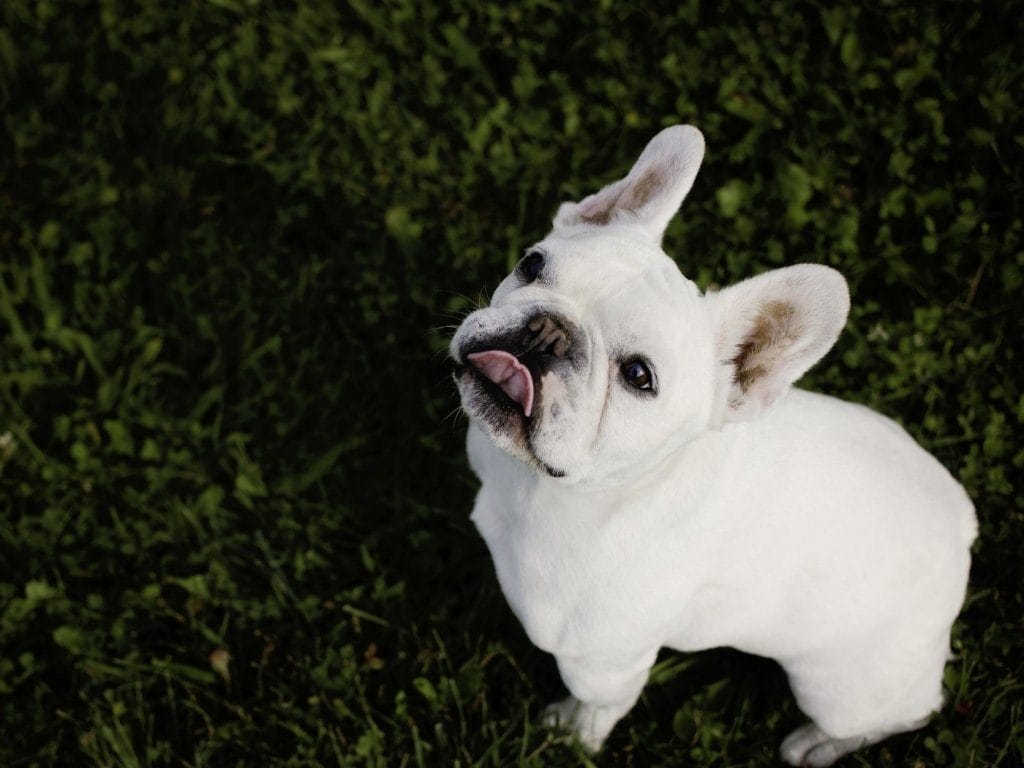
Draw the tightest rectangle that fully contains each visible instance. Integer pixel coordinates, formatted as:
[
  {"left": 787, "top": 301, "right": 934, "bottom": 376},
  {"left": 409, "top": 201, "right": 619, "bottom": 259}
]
[{"left": 469, "top": 419, "right": 735, "bottom": 520}]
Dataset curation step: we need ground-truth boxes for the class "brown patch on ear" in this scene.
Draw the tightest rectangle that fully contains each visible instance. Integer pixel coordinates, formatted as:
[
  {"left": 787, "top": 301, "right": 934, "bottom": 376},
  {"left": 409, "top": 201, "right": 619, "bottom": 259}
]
[
  {"left": 579, "top": 204, "right": 614, "bottom": 226},
  {"left": 730, "top": 300, "right": 800, "bottom": 393},
  {"left": 578, "top": 187, "right": 625, "bottom": 226},
  {"left": 577, "top": 168, "right": 665, "bottom": 226},
  {"left": 621, "top": 168, "right": 665, "bottom": 211}
]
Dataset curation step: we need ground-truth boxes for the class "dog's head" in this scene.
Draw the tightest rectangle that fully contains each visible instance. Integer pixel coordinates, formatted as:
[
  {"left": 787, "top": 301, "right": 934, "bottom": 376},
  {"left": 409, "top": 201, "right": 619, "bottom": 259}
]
[{"left": 452, "top": 126, "right": 849, "bottom": 482}]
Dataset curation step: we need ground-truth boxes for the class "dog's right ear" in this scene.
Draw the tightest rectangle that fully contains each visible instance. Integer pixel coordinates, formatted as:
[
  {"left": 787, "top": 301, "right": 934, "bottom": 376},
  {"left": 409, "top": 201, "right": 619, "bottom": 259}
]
[{"left": 553, "top": 125, "right": 705, "bottom": 245}]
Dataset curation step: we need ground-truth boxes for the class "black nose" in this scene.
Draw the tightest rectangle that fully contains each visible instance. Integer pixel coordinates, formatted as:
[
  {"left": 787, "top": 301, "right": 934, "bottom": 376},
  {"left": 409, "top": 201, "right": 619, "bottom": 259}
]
[{"left": 523, "top": 315, "right": 571, "bottom": 358}]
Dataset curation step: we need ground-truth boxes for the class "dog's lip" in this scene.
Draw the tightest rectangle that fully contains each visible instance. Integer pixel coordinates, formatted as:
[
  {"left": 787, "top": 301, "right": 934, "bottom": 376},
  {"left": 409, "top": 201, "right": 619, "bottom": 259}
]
[{"left": 465, "top": 350, "right": 535, "bottom": 417}]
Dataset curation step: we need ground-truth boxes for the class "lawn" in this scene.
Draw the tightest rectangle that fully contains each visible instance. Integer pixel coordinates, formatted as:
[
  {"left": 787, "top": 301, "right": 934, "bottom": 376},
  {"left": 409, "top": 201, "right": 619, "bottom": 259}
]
[{"left": 1, "top": 1, "right": 1021, "bottom": 765}]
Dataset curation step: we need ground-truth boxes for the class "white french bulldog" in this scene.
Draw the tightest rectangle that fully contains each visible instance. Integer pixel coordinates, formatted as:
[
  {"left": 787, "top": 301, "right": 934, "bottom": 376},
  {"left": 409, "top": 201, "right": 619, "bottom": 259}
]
[{"left": 450, "top": 125, "right": 976, "bottom": 766}]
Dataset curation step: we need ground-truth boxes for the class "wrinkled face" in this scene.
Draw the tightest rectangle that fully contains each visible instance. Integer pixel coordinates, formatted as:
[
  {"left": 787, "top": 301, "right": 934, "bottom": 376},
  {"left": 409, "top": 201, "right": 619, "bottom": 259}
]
[
  {"left": 450, "top": 125, "right": 849, "bottom": 482},
  {"left": 451, "top": 231, "right": 715, "bottom": 481}
]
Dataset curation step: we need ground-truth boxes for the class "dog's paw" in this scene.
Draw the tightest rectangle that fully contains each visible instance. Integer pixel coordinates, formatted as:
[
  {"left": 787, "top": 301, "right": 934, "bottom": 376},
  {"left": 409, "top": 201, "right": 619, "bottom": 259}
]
[
  {"left": 780, "top": 723, "right": 868, "bottom": 767},
  {"left": 541, "top": 696, "right": 579, "bottom": 729},
  {"left": 541, "top": 696, "right": 607, "bottom": 753}
]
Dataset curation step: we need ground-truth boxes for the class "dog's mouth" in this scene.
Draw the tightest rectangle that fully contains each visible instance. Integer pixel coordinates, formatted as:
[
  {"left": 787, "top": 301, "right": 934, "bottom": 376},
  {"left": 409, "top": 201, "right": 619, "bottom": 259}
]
[
  {"left": 454, "top": 313, "right": 582, "bottom": 478},
  {"left": 466, "top": 350, "right": 536, "bottom": 417},
  {"left": 457, "top": 313, "right": 578, "bottom": 422}
]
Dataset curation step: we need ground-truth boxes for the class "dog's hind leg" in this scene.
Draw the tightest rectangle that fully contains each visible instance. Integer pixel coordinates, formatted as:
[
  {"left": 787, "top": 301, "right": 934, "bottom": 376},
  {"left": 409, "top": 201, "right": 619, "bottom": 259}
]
[
  {"left": 779, "top": 722, "right": 904, "bottom": 767},
  {"left": 779, "top": 629, "right": 950, "bottom": 766}
]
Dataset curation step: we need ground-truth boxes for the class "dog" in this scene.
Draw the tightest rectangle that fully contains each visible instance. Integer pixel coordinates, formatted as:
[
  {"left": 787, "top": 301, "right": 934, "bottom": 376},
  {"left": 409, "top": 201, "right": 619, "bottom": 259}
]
[{"left": 450, "top": 125, "right": 976, "bottom": 766}]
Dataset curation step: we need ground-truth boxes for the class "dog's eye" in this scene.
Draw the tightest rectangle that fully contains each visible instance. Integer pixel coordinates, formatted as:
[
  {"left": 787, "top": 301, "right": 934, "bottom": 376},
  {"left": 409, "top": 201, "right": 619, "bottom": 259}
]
[
  {"left": 621, "top": 359, "right": 654, "bottom": 391},
  {"left": 519, "top": 250, "right": 545, "bottom": 282}
]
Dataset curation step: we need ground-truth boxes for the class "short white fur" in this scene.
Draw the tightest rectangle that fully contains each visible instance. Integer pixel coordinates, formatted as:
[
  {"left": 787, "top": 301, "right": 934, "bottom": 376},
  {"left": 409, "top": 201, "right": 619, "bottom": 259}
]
[{"left": 451, "top": 125, "right": 976, "bottom": 765}]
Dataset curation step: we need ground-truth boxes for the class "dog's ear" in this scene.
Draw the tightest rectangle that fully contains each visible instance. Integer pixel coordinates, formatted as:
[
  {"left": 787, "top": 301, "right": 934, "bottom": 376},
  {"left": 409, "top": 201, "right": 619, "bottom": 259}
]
[
  {"left": 707, "top": 264, "right": 849, "bottom": 423},
  {"left": 553, "top": 125, "right": 705, "bottom": 244}
]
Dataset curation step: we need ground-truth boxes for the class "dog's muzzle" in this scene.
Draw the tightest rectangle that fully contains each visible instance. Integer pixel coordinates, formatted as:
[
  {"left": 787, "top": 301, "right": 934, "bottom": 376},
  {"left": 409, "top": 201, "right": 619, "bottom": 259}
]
[{"left": 457, "top": 312, "right": 581, "bottom": 419}]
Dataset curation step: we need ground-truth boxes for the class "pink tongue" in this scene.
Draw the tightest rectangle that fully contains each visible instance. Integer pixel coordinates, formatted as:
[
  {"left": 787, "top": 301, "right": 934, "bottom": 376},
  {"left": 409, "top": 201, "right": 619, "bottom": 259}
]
[{"left": 467, "top": 350, "right": 535, "bottom": 417}]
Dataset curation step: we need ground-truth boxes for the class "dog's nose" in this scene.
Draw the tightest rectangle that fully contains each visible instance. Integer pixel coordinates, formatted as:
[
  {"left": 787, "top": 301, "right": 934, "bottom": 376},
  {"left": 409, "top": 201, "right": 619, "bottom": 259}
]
[{"left": 525, "top": 315, "right": 571, "bottom": 358}]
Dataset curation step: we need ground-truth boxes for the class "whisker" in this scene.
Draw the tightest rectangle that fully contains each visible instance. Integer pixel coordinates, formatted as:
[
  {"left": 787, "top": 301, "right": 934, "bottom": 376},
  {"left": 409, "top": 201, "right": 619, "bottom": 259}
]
[
  {"left": 442, "top": 404, "right": 467, "bottom": 429},
  {"left": 432, "top": 370, "right": 457, "bottom": 386},
  {"left": 432, "top": 347, "right": 456, "bottom": 363},
  {"left": 434, "top": 289, "right": 487, "bottom": 315}
]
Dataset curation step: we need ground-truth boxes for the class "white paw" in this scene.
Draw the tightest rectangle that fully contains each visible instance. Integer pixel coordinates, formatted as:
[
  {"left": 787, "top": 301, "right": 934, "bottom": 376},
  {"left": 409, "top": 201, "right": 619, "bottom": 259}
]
[
  {"left": 780, "top": 723, "right": 868, "bottom": 767},
  {"left": 541, "top": 696, "right": 579, "bottom": 729},
  {"left": 541, "top": 696, "right": 607, "bottom": 753}
]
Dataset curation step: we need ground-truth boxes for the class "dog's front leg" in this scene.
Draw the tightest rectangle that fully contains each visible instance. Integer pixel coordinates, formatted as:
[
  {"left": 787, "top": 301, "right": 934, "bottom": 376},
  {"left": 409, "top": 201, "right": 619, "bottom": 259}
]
[{"left": 542, "top": 650, "right": 657, "bottom": 752}]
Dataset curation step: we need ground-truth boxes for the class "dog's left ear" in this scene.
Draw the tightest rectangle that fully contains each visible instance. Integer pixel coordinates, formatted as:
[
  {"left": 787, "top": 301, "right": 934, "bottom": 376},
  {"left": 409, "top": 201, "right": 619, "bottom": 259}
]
[
  {"left": 707, "top": 264, "right": 849, "bottom": 423},
  {"left": 554, "top": 125, "right": 705, "bottom": 244}
]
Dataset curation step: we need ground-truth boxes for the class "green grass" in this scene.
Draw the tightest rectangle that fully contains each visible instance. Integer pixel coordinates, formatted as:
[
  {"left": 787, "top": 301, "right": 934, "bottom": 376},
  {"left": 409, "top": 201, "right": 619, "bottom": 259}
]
[{"left": 1, "top": 1, "right": 1021, "bottom": 765}]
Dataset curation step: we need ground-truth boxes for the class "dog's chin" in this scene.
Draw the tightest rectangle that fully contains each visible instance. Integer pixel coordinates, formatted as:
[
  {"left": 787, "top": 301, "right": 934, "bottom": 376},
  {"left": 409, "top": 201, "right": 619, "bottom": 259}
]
[{"left": 457, "top": 369, "right": 567, "bottom": 478}]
